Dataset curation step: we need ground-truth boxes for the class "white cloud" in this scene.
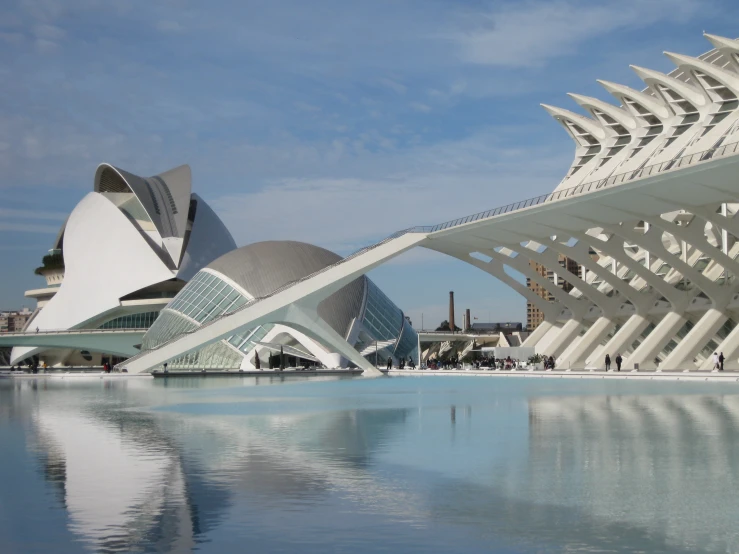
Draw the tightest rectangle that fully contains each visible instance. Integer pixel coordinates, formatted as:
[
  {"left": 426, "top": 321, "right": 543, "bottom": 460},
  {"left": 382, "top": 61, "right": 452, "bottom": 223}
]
[
  {"left": 378, "top": 78, "right": 407, "bottom": 95},
  {"left": 34, "top": 37, "right": 58, "bottom": 53},
  {"left": 293, "top": 101, "right": 321, "bottom": 113},
  {"left": 34, "top": 23, "right": 64, "bottom": 40},
  {"left": 211, "top": 129, "right": 569, "bottom": 253},
  {"left": 454, "top": 0, "right": 705, "bottom": 67},
  {"left": 156, "top": 20, "right": 185, "bottom": 33},
  {"left": 410, "top": 102, "right": 431, "bottom": 113}
]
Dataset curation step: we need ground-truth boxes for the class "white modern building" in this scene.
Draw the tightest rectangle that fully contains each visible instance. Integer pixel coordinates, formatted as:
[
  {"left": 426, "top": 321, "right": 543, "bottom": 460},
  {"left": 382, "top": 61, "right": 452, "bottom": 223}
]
[
  {"left": 121, "top": 33, "right": 739, "bottom": 374},
  {"left": 141, "top": 241, "right": 419, "bottom": 370},
  {"left": 9, "top": 164, "right": 236, "bottom": 367}
]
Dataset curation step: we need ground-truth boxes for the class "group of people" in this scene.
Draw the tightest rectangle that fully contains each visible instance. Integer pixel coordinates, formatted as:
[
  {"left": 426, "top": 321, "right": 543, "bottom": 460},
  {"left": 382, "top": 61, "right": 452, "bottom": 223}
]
[
  {"left": 102, "top": 362, "right": 113, "bottom": 373},
  {"left": 603, "top": 353, "right": 623, "bottom": 371},
  {"left": 713, "top": 352, "right": 725, "bottom": 371},
  {"left": 386, "top": 356, "right": 416, "bottom": 370}
]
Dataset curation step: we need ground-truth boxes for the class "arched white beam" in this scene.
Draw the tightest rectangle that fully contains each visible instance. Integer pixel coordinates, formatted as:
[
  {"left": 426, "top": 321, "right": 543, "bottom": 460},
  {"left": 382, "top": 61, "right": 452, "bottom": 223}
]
[
  {"left": 511, "top": 242, "right": 621, "bottom": 315},
  {"left": 567, "top": 93, "right": 637, "bottom": 130},
  {"left": 600, "top": 222, "right": 730, "bottom": 305},
  {"left": 566, "top": 229, "right": 686, "bottom": 310},
  {"left": 630, "top": 65, "right": 708, "bottom": 109},
  {"left": 704, "top": 33, "right": 739, "bottom": 54},
  {"left": 427, "top": 243, "right": 563, "bottom": 321},
  {"left": 243, "top": 324, "right": 341, "bottom": 370},
  {"left": 535, "top": 235, "right": 652, "bottom": 313},
  {"left": 540, "top": 104, "right": 607, "bottom": 146},
  {"left": 597, "top": 80, "right": 671, "bottom": 121},
  {"left": 478, "top": 247, "right": 592, "bottom": 319},
  {"left": 664, "top": 52, "right": 739, "bottom": 99},
  {"left": 691, "top": 204, "right": 739, "bottom": 245},
  {"left": 703, "top": 33, "right": 739, "bottom": 73},
  {"left": 430, "top": 245, "right": 564, "bottom": 353},
  {"left": 279, "top": 302, "right": 380, "bottom": 374},
  {"left": 641, "top": 214, "right": 739, "bottom": 280}
]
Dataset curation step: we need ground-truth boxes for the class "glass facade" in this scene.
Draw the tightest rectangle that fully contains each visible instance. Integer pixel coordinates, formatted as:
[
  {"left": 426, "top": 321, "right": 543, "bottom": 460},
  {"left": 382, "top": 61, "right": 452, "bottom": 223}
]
[
  {"left": 168, "top": 270, "right": 249, "bottom": 324},
  {"left": 360, "top": 280, "right": 418, "bottom": 363},
  {"left": 163, "top": 340, "right": 243, "bottom": 370},
  {"left": 227, "top": 324, "right": 275, "bottom": 354},
  {"left": 141, "top": 270, "right": 419, "bottom": 369},
  {"left": 99, "top": 311, "right": 159, "bottom": 329},
  {"left": 141, "top": 309, "right": 198, "bottom": 351}
]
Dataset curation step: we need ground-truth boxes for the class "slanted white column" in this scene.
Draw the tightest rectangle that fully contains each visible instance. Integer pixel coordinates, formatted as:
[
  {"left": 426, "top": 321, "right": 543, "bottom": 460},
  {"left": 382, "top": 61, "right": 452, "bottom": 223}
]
[
  {"left": 285, "top": 303, "right": 381, "bottom": 376},
  {"left": 702, "top": 319, "right": 739, "bottom": 370},
  {"left": 545, "top": 319, "right": 584, "bottom": 358},
  {"left": 558, "top": 316, "right": 614, "bottom": 368},
  {"left": 628, "top": 312, "right": 687, "bottom": 370},
  {"left": 586, "top": 314, "right": 650, "bottom": 368},
  {"left": 522, "top": 320, "right": 556, "bottom": 348},
  {"left": 661, "top": 308, "right": 727, "bottom": 370},
  {"left": 531, "top": 322, "right": 564, "bottom": 354}
]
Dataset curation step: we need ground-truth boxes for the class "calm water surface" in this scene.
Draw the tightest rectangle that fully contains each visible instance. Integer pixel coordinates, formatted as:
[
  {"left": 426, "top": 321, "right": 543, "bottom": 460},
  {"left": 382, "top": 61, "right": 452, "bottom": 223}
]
[{"left": 2, "top": 374, "right": 739, "bottom": 553}]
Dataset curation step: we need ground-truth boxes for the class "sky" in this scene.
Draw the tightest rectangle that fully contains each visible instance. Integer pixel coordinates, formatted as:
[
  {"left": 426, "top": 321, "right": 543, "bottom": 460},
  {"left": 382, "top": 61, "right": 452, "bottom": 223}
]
[{"left": 2, "top": 0, "right": 739, "bottom": 329}]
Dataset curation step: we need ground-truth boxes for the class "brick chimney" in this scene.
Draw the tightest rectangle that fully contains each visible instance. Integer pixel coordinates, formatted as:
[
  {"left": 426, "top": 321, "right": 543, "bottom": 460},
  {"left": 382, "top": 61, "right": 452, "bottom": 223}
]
[{"left": 449, "top": 291, "right": 455, "bottom": 332}]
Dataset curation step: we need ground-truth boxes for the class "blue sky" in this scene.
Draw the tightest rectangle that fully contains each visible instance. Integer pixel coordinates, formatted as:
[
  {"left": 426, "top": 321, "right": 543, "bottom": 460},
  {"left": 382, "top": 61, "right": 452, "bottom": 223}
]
[{"left": 1, "top": 0, "right": 738, "bottom": 328}]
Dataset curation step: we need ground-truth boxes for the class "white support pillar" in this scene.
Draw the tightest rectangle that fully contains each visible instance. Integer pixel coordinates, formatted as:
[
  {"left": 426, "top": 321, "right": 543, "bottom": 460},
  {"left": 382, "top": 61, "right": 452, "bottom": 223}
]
[
  {"left": 628, "top": 311, "right": 687, "bottom": 370},
  {"left": 586, "top": 314, "right": 650, "bottom": 368},
  {"left": 531, "top": 322, "right": 564, "bottom": 354},
  {"left": 522, "top": 320, "right": 556, "bottom": 348},
  {"left": 558, "top": 316, "right": 614, "bottom": 368},
  {"left": 661, "top": 308, "right": 727, "bottom": 370},
  {"left": 545, "top": 319, "right": 584, "bottom": 358},
  {"left": 702, "top": 318, "right": 739, "bottom": 370},
  {"left": 285, "top": 303, "right": 382, "bottom": 376}
]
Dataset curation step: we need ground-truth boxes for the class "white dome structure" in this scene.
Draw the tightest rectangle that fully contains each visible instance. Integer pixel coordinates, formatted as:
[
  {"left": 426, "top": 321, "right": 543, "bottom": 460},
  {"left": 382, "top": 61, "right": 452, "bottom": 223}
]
[
  {"left": 141, "top": 241, "right": 418, "bottom": 370},
  {"left": 11, "top": 164, "right": 236, "bottom": 366}
]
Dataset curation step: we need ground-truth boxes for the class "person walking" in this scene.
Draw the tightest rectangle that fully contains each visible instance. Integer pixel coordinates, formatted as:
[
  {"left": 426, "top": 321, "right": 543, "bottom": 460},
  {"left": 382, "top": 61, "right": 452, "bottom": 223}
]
[
  {"left": 386, "top": 356, "right": 392, "bottom": 370},
  {"left": 615, "top": 353, "right": 622, "bottom": 372},
  {"left": 605, "top": 353, "right": 611, "bottom": 372},
  {"left": 713, "top": 352, "right": 720, "bottom": 371},
  {"left": 720, "top": 352, "right": 725, "bottom": 371}
]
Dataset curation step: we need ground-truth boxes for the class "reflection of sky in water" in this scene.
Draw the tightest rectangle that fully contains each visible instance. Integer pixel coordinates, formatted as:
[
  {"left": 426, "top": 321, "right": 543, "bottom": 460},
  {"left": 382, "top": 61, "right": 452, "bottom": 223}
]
[{"left": 2, "top": 376, "right": 739, "bottom": 553}]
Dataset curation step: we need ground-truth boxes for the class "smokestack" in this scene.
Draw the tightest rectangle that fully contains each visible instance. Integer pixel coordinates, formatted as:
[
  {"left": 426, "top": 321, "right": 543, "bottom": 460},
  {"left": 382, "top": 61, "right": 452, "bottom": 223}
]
[
  {"left": 466, "top": 308, "right": 471, "bottom": 331},
  {"left": 449, "top": 291, "right": 455, "bottom": 332}
]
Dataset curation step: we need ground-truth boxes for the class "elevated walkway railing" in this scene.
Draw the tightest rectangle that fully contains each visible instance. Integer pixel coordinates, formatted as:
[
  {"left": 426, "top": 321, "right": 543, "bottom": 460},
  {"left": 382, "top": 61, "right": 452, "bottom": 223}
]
[
  {"left": 2, "top": 328, "right": 148, "bottom": 337},
  {"left": 410, "top": 138, "right": 739, "bottom": 234},
  {"left": 117, "top": 138, "right": 739, "bottom": 369}
]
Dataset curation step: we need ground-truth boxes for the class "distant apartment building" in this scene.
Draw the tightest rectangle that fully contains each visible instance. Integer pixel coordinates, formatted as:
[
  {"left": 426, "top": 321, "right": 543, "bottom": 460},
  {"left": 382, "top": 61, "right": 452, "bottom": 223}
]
[
  {"left": 0, "top": 308, "right": 33, "bottom": 333},
  {"left": 526, "top": 256, "right": 581, "bottom": 331}
]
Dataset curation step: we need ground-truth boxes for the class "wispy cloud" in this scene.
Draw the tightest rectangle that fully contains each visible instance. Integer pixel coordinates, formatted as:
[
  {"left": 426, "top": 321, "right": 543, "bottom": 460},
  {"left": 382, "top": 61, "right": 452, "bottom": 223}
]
[{"left": 453, "top": 0, "right": 707, "bottom": 67}]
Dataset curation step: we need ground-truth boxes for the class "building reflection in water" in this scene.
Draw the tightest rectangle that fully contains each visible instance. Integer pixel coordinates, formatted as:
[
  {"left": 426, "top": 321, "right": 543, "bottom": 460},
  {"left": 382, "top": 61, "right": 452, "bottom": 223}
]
[
  {"left": 7, "top": 378, "right": 739, "bottom": 553},
  {"left": 523, "top": 394, "right": 739, "bottom": 553},
  {"left": 18, "top": 379, "right": 411, "bottom": 552}
]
